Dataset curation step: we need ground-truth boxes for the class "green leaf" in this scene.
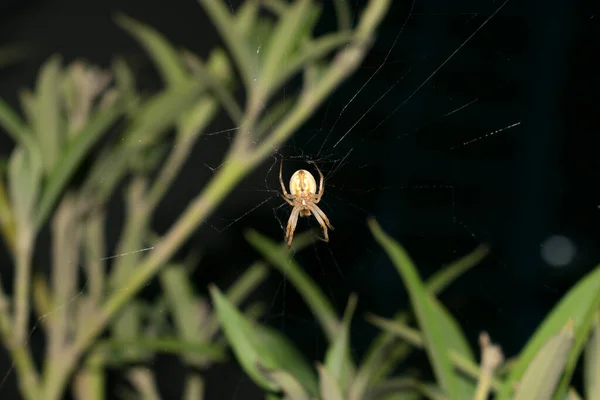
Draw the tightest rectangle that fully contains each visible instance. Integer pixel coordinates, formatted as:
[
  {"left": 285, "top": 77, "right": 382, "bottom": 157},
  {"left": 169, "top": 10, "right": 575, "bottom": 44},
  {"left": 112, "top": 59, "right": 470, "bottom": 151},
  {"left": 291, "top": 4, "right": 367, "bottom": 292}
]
[
  {"left": 257, "top": 366, "right": 310, "bottom": 400},
  {"left": 111, "top": 302, "right": 147, "bottom": 361},
  {"left": 324, "top": 294, "right": 357, "bottom": 393},
  {"left": 34, "top": 100, "right": 122, "bottom": 230},
  {"left": 198, "top": 0, "right": 254, "bottom": 89},
  {"left": 497, "top": 265, "right": 600, "bottom": 399},
  {"left": 233, "top": 0, "right": 259, "bottom": 38},
  {"left": 209, "top": 284, "right": 279, "bottom": 391},
  {"left": 0, "top": 98, "right": 35, "bottom": 148},
  {"left": 123, "top": 79, "right": 204, "bottom": 148},
  {"left": 209, "top": 284, "right": 318, "bottom": 394},
  {"left": 513, "top": 321, "right": 575, "bottom": 400},
  {"left": 8, "top": 146, "right": 43, "bottom": 228},
  {"left": 112, "top": 57, "right": 139, "bottom": 115},
  {"left": 426, "top": 244, "right": 489, "bottom": 295},
  {"left": 259, "top": 0, "right": 313, "bottom": 98},
  {"left": 101, "top": 337, "right": 226, "bottom": 363},
  {"left": 355, "top": 245, "right": 487, "bottom": 391},
  {"left": 245, "top": 229, "right": 339, "bottom": 341},
  {"left": 160, "top": 265, "right": 203, "bottom": 340},
  {"left": 584, "top": 312, "right": 600, "bottom": 400},
  {"left": 368, "top": 218, "right": 460, "bottom": 400},
  {"left": 116, "top": 14, "right": 188, "bottom": 87},
  {"left": 34, "top": 55, "right": 64, "bottom": 172},
  {"left": 257, "top": 325, "right": 319, "bottom": 396},
  {"left": 429, "top": 297, "right": 477, "bottom": 398}
]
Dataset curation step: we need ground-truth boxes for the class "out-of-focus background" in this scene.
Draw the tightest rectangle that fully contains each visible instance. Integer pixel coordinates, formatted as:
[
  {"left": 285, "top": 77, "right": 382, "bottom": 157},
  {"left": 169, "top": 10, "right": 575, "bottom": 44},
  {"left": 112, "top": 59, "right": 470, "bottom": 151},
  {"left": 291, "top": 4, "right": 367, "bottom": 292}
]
[{"left": 1, "top": 0, "right": 598, "bottom": 398}]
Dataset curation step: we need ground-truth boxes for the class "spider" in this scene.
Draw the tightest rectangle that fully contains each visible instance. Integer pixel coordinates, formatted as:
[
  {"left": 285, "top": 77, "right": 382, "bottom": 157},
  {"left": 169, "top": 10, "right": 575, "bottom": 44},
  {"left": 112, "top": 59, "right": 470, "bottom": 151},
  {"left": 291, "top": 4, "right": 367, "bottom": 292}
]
[{"left": 279, "top": 160, "right": 334, "bottom": 247}]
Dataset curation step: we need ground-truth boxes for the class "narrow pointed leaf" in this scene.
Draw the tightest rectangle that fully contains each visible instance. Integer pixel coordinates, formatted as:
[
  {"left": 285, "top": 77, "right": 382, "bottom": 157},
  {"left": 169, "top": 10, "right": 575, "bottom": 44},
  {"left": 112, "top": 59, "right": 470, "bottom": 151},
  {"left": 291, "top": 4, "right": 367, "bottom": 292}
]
[
  {"left": 368, "top": 219, "right": 460, "bottom": 400},
  {"left": 34, "top": 101, "right": 122, "bottom": 229},
  {"left": 584, "top": 312, "right": 600, "bottom": 400},
  {"left": 34, "top": 55, "right": 63, "bottom": 172},
  {"left": 210, "top": 284, "right": 318, "bottom": 395},
  {"left": 116, "top": 14, "right": 188, "bottom": 86},
  {"left": 0, "top": 98, "right": 35, "bottom": 148},
  {"left": 257, "top": 366, "right": 310, "bottom": 400},
  {"left": 257, "top": 325, "right": 319, "bottom": 396},
  {"left": 259, "top": 0, "right": 313, "bottom": 97},
  {"left": 324, "top": 294, "right": 357, "bottom": 393},
  {"left": 497, "top": 265, "right": 600, "bottom": 399},
  {"left": 209, "top": 284, "right": 279, "bottom": 391},
  {"left": 513, "top": 322, "right": 575, "bottom": 400},
  {"left": 245, "top": 229, "right": 339, "bottom": 341}
]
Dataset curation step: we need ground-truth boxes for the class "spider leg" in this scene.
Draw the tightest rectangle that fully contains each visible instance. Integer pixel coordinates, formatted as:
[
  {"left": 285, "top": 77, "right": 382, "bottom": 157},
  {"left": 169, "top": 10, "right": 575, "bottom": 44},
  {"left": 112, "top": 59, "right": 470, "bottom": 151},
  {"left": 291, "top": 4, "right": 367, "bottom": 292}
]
[
  {"left": 285, "top": 207, "right": 300, "bottom": 247},
  {"left": 281, "top": 194, "right": 294, "bottom": 206},
  {"left": 310, "top": 205, "right": 330, "bottom": 242},
  {"left": 311, "top": 204, "right": 334, "bottom": 230},
  {"left": 279, "top": 159, "right": 290, "bottom": 197},
  {"left": 311, "top": 162, "right": 325, "bottom": 203}
]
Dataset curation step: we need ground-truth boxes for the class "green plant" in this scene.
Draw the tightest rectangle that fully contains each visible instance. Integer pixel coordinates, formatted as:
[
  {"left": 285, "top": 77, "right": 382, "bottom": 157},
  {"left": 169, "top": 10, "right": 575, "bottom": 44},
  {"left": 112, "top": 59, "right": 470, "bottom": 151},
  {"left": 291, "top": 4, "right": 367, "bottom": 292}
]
[
  {"left": 0, "top": 1, "right": 390, "bottom": 399},
  {"left": 203, "top": 221, "right": 600, "bottom": 400}
]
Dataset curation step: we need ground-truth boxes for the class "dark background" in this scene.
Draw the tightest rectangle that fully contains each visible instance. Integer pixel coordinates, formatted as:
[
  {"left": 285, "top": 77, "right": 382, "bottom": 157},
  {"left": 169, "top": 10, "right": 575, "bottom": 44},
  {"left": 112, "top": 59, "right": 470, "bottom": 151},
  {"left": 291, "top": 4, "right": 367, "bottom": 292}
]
[{"left": 1, "top": 0, "right": 599, "bottom": 398}]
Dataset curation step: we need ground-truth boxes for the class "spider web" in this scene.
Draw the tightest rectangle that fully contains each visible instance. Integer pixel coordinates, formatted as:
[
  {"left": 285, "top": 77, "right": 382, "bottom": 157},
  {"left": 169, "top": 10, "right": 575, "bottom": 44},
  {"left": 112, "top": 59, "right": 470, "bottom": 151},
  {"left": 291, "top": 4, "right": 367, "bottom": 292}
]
[{"left": 1, "top": 0, "right": 592, "bottom": 398}]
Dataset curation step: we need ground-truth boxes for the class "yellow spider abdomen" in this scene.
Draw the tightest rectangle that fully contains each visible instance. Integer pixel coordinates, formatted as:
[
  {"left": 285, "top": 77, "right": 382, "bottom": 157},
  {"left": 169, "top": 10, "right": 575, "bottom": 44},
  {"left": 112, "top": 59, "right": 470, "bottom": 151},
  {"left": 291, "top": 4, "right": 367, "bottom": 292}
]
[{"left": 289, "top": 169, "right": 317, "bottom": 196}]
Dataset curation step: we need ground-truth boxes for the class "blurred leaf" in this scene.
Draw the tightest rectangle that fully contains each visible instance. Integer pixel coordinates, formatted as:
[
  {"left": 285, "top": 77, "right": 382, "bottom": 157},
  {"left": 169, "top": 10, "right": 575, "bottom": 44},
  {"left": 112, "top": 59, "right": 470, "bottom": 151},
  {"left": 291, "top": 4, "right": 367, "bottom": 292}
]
[
  {"left": 178, "top": 96, "right": 218, "bottom": 140},
  {"left": 225, "top": 263, "right": 269, "bottom": 306},
  {"left": 318, "top": 363, "right": 344, "bottom": 400},
  {"left": 34, "top": 55, "right": 64, "bottom": 172},
  {"left": 513, "top": 321, "right": 575, "bottom": 400},
  {"left": 368, "top": 219, "right": 461, "bottom": 400},
  {"left": 429, "top": 297, "right": 477, "bottom": 397},
  {"left": 257, "top": 365, "right": 310, "bottom": 400},
  {"left": 208, "top": 284, "right": 284, "bottom": 392},
  {"left": 198, "top": 0, "right": 254, "bottom": 89},
  {"left": 34, "top": 100, "right": 122, "bottom": 230},
  {"left": 259, "top": 0, "right": 314, "bottom": 98},
  {"left": 257, "top": 325, "right": 319, "bottom": 396},
  {"left": 234, "top": 0, "right": 259, "bottom": 37},
  {"left": 123, "top": 78, "right": 204, "bottom": 148},
  {"left": 111, "top": 303, "right": 148, "bottom": 362},
  {"left": 0, "top": 97, "right": 36, "bottom": 149},
  {"left": 101, "top": 337, "right": 226, "bottom": 362},
  {"left": 245, "top": 229, "right": 339, "bottom": 341},
  {"left": 181, "top": 49, "right": 241, "bottom": 124},
  {"left": 426, "top": 244, "right": 490, "bottom": 295},
  {"left": 0, "top": 161, "right": 16, "bottom": 252},
  {"left": 584, "top": 312, "right": 600, "bottom": 400},
  {"left": 356, "top": 244, "right": 489, "bottom": 391},
  {"left": 116, "top": 14, "right": 188, "bottom": 87},
  {"left": 160, "top": 265, "right": 203, "bottom": 343},
  {"left": 112, "top": 57, "right": 140, "bottom": 115},
  {"left": 497, "top": 265, "right": 600, "bottom": 399},
  {"left": 364, "top": 314, "right": 499, "bottom": 393},
  {"left": 8, "top": 146, "right": 42, "bottom": 228},
  {"left": 324, "top": 294, "right": 357, "bottom": 393}
]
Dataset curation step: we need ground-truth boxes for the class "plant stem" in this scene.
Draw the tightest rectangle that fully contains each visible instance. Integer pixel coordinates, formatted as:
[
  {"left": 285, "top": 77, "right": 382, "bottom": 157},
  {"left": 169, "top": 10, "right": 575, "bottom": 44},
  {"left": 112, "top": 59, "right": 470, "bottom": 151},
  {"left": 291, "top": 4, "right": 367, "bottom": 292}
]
[
  {"left": 0, "top": 301, "right": 40, "bottom": 400},
  {"left": 13, "top": 231, "right": 33, "bottom": 346},
  {"left": 42, "top": 155, "right": 251, "bottom": 400}
]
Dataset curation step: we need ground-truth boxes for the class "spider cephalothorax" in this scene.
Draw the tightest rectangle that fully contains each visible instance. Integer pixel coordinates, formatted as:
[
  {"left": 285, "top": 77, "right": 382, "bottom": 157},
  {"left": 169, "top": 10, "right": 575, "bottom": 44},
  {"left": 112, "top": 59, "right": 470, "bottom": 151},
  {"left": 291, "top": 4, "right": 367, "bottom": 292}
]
[{"left": 279, "top": 160, "right": 334, "bottom": 247}]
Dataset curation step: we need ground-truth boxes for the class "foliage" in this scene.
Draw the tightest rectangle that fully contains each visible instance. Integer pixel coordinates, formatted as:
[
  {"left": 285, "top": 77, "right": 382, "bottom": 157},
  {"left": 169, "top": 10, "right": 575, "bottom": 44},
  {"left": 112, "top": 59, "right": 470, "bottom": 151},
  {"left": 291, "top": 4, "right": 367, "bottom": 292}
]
[{"left": 0, "top": 0, "right": 388, "bottom": 399}]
